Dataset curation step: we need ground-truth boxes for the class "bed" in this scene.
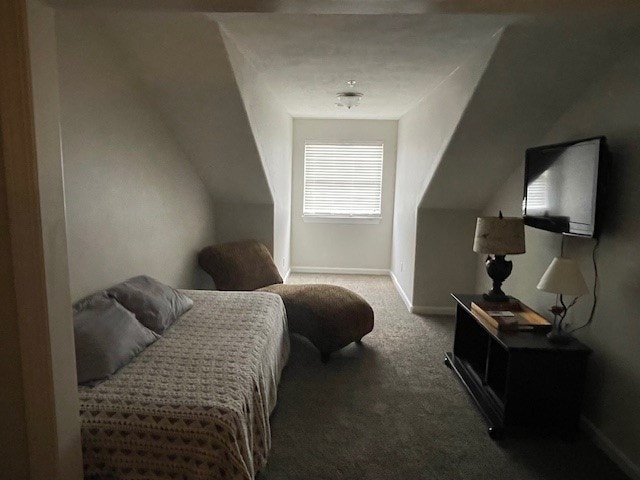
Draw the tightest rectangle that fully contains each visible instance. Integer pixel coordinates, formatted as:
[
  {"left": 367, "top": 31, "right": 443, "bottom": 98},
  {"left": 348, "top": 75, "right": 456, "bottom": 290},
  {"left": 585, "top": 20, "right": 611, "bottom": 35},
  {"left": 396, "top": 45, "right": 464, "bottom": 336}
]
[{"left": 79, "top": 289, "right": 289, "bottom": 480}]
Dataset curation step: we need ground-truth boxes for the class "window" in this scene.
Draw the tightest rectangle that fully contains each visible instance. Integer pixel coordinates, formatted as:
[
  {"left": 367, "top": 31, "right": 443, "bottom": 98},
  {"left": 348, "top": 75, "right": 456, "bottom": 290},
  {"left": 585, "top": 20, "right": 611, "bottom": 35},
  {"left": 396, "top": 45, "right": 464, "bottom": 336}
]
[
  {"left": 526, "top": 170, "right": 549, "bottom": 211},
  {"left": 303, "top": 142, "right": 384, "bottom": 221}
]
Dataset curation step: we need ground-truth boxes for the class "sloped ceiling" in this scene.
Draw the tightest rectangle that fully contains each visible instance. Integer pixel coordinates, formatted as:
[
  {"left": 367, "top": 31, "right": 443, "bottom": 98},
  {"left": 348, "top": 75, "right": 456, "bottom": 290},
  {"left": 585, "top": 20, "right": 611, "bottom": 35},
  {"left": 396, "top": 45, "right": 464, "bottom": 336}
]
[
  {"left": 83, "top": 9, "right": 513, "bottom": 204},
  {"left": 52, "top": 3, "right": 640, "bottom": 206},
  {"left": 99, "top": 12, "right": 273, "bottom": 204},
  {"left": 215, "top": 14, "right": 507, "bottom": 119},
  {"left": 47, "top": 0, "right": 640, "bottom": 124},
  {"left": 419, "top": 16, "right": 640, "bottom": 210}
]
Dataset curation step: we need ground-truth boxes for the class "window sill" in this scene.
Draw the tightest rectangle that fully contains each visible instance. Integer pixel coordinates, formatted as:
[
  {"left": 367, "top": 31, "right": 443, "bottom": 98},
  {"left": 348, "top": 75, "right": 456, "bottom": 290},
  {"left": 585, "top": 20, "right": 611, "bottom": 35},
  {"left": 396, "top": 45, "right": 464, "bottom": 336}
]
[{"left": 302, "top": 216, "right": 381, "bottom": 225}]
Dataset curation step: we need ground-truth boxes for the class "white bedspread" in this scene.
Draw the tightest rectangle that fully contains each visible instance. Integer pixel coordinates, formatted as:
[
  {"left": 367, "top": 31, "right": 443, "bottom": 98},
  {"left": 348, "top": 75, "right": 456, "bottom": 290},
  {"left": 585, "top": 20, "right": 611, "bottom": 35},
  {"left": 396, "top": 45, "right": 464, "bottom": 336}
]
[{"left": 79, "top": 290, "right": 289, "bottom": 480}]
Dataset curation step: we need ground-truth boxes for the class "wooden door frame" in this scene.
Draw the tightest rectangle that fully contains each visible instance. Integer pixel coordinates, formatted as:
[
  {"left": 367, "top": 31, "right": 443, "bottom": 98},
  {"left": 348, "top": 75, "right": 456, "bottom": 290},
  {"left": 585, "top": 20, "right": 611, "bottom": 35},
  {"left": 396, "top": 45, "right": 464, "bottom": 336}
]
[{"left": 0, "top": 0, "right": 60, "bottom": 477}]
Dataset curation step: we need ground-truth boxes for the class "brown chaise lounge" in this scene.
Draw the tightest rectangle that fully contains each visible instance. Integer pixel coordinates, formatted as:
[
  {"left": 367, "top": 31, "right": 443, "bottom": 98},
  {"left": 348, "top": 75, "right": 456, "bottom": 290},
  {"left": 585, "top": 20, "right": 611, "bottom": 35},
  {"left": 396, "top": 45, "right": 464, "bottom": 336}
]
[{"left": 198, "top": 240, "right": 374, "bottom": 362}]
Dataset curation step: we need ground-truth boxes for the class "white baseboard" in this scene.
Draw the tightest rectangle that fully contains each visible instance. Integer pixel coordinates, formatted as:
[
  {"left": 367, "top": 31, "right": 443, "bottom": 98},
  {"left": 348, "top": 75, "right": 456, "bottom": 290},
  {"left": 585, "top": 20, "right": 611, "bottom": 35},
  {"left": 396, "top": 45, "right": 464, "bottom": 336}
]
[
  {"left": 389, "top": 271, "right": 455, "bottom": 316},
  {"left": 282, "top": 269, "right": 291, "bottom": 283},
  {"left": 290, "top": 266, "right": 390, "bottom": 276},
  {"left": 411, "top": 305, "right": 456, "bottom": 316},
  {"left": 580, "top": 415, "right": 640, "bottom": 480},
  {"left": 389, "top": 271, "right": 412, "bottom": 312}
]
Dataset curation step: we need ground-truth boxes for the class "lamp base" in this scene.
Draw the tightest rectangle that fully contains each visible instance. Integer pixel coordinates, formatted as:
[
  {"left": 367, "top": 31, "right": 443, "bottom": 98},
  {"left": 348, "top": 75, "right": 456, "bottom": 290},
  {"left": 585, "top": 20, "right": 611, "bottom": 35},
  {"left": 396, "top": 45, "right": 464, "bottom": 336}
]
[
  {"left": 483, "top": 255, "right": 513, "bottom": 303},
  {"left": 547, "top": 305, "right": 571, "bottom": 344},
  {"left": 547, "top": 326, "right": 572, "bottom": 345},
  {"left": 482, "top": 292, "right": 511, "bottom": 303}
]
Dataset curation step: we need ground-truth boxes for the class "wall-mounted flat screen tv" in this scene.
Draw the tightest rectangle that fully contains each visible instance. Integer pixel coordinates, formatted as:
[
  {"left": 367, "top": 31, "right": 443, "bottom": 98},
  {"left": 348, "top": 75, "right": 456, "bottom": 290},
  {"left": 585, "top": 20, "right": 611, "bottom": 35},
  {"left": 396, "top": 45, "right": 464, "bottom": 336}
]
[{"left": 523, "top": 136, "right": 608, "bottom": 238}]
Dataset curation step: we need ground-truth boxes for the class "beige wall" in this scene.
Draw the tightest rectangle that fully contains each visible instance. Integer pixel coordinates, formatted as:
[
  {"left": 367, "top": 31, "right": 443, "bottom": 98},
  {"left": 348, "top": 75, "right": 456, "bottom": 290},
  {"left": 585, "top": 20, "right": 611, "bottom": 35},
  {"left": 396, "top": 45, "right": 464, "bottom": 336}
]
[
  {"left": 223, "top": 33, "right": 293, "bottom": 274},
  {"left": 291, "top": 119, "right": 397, "bottom": 271},
  {"left": 214, "top": 202, "right": 274, "bottom": 255},
  {"left": 413, "top": 208, "right": 478, "bottom": 310},
  {"left": 476, "top": 44, "right": 640, "bottom": 477},
  {"left": 56, "top": 12, "right": 216, "bottom": 300},
  {"left": 392, "top": 35, "right": 499, "bottom": 306}
]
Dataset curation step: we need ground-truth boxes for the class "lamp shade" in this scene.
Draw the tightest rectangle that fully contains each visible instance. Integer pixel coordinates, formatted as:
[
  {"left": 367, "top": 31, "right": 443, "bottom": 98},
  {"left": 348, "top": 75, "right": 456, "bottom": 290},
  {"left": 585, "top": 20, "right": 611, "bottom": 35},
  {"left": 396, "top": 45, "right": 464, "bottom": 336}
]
[
  {"left": 537, "top": 257, "right": 588, "bottom": 296},
  {"left": 473, "top": 216, "right": 525, "bottom": 255}
]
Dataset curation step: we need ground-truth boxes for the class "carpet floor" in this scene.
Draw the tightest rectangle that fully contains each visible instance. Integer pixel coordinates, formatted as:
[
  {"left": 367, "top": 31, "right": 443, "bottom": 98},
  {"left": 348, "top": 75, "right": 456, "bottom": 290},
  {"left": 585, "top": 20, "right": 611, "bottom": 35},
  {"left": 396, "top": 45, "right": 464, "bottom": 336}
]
[{"left": 259, "top": 273, "right": 629, "bottom": 480}]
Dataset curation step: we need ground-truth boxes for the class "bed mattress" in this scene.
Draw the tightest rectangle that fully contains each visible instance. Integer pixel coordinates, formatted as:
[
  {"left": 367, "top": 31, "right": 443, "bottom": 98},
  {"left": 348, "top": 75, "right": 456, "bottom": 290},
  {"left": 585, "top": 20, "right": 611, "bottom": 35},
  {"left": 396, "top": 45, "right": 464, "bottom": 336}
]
[{"left": 79, "top": 290, "right": 289, "bottom": 480}]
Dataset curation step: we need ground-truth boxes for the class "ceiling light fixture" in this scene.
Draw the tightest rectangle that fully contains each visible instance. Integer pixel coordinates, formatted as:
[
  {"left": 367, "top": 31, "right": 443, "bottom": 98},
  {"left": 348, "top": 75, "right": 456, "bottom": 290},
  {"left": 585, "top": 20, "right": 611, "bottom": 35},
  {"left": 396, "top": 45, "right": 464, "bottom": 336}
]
[{"left": 336, "top": 80, "right": 364, "bottom": 109}]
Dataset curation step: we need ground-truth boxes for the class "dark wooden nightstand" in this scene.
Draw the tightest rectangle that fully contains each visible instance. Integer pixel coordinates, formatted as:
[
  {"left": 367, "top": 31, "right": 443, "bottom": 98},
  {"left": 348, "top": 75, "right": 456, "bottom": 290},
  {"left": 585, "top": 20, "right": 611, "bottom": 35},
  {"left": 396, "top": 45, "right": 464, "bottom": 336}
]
[{"left": 445, "top": 293, "right": 592, "bottom": 439}]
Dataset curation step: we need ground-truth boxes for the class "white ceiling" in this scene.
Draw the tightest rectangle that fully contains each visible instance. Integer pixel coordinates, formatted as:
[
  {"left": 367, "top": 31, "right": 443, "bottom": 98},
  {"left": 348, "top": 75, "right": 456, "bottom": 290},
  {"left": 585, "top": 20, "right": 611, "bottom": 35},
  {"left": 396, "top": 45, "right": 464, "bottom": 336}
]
[
  {"left": 50, "top": 0, "right": 639, "bottom": 121},
  {"left": 214, "top": 14, "right": 509, "bottom": 119}
]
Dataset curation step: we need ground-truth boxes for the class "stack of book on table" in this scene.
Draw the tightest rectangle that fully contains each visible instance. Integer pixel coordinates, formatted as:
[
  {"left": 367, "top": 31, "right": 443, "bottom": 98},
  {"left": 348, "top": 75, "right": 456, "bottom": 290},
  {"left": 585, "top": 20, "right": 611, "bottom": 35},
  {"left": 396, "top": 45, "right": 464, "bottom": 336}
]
[{"left": 470, "top": 301, "right": 552, "bottom": 332}]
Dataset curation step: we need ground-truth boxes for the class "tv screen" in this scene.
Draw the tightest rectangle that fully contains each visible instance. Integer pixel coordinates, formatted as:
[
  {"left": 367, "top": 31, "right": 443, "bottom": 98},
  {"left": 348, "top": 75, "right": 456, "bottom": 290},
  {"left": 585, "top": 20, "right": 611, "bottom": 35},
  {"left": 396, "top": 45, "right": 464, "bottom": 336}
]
[{"left": 523, "top": 136, "right": 607, "bottom": 238}]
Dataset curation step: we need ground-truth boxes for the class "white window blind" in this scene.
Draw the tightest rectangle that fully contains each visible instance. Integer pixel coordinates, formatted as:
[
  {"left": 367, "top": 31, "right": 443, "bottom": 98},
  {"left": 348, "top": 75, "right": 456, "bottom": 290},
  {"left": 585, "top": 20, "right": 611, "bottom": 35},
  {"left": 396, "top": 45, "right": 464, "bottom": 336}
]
[{"left": 303, "top": 142, "right": 384, "bottom": 219}]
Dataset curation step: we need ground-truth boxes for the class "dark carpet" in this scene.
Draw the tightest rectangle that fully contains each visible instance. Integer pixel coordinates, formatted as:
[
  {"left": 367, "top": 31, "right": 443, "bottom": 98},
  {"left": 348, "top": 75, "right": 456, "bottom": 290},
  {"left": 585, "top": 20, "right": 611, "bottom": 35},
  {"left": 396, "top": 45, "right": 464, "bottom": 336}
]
[{"left": 259, "top": 273, "right": 628, "bottom": 480}]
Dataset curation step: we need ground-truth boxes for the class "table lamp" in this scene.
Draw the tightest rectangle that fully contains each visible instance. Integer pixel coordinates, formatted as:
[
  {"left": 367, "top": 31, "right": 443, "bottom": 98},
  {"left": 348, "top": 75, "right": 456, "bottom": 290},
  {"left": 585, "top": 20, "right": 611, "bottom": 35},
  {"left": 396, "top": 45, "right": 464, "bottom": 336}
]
[
  {"left": 537, "top": 256, "right": 588, "bottom": 344},
  {"left": 473, "top": 211, "right": 525, "bottom": 303}
]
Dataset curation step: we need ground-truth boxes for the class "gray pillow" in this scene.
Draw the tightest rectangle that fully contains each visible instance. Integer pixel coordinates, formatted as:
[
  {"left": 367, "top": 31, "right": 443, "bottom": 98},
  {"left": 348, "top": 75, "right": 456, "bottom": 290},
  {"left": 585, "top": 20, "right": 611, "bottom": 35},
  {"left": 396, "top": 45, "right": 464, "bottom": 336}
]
[
  {"left": 73, "top": 293, "right": 159, "bottom": 385},
  {"left": 106, "top": 275, "right": 193, "bottom": 334}
]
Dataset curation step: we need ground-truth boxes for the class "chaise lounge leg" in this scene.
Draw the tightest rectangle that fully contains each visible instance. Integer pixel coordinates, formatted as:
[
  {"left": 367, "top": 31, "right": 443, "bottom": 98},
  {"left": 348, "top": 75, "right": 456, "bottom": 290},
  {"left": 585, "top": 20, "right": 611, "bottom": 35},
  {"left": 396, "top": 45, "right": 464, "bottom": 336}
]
[{"left": 321, "top": 352, "right": 331, "bottom": 363}]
